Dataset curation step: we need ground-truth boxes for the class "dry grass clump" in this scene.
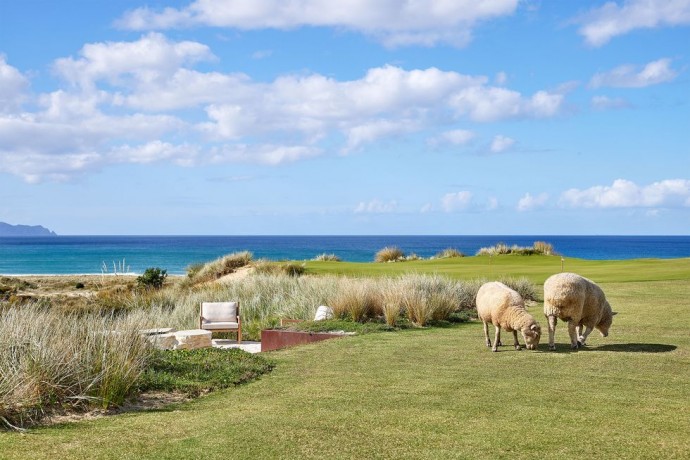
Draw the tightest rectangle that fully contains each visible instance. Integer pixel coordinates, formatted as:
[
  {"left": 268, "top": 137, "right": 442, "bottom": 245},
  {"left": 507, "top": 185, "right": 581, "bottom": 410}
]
[
  {"left": 375, "top": 246, "right": 405, "bottom": 263},
  {"left": 328, "top": 279, "right": 382, "bottom": 322},
  {"left": 434, "top": 248, "right": 465, "bottom": 259},
  {"left": 312, "top": 253, "right": 341, "bottom": 262},
  {"left": 533, "top": 241, "right": 555, "bottom": 255},
  {"left": 476, "top": 241, "right": 556, "bottom": 256},
  {"left": 188, "top": 251, "right": 253, "bottom": 283},
  {"left": 0, "top": 305, "right": 153, "bottom": 430},
  {"left": 253, "top": 261, "right": 306, "bottom": 277}
]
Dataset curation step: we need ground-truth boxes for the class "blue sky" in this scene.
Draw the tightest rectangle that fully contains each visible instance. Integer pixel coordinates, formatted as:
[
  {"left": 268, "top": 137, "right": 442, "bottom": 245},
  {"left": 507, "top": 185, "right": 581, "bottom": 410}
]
[{"left": 0, "top": 0, "right": 688, "bottom": 235}]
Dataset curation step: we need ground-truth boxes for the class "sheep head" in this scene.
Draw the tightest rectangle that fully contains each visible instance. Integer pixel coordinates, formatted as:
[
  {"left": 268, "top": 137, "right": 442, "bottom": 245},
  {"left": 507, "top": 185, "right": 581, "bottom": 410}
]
[
  {"left": 596, "top": 301, "right": 615, "bottom": 337},
  {"left": 521, "top": 322, "right": 541, "bottom": 350}
]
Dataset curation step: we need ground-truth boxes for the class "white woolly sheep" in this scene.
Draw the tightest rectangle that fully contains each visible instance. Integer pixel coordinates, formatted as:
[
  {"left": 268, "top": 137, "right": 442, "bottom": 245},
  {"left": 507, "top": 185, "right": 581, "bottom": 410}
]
[
  {"left": 543, "top": 272, "right": 616, "bottom": 350},
  {"left": 476, "top": 281, "right": 541, "bottom": 352}
]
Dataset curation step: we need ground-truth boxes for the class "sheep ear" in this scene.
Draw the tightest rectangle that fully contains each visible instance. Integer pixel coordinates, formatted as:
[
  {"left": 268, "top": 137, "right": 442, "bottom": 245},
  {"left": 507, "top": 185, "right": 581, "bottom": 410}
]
[
  {"left": 612, "top": 311, "right": 618, "bottom": 316},
  {"left": 530, "top": 324, "right": 538, "bottom": 330}
]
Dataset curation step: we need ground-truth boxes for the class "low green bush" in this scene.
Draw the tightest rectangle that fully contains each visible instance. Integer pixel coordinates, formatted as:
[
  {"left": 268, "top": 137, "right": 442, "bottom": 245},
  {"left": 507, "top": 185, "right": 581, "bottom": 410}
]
[
  {"left": 137, "top": 267, "right": 167, "bottom": 289},
  {"left": 138, "top": 348, "right": 275, "bottom": 396}
]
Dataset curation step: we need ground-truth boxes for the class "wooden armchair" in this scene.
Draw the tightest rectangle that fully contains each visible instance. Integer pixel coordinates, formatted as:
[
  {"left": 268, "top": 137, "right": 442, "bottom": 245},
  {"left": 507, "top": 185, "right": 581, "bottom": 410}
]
[{"left": 200, "top": 301, "right": 242, "bottom": 343}]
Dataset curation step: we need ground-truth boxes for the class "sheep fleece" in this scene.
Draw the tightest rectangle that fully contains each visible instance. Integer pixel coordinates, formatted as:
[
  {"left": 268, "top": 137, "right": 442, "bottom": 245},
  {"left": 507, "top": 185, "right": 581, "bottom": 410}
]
[
  {"left": 476, "top": 282, "right": 533, "bottom": 331},
  {"left": 543, "top": 272, "right": 611, "bottom": 327}
]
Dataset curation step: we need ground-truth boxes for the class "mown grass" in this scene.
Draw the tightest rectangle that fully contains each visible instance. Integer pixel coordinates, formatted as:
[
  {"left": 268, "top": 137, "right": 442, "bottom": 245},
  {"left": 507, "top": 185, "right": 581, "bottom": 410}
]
[
  {"left": 304, "top": 254, "right": 690, "bottom": 283},
  {"left": 1, "top": 276, "right": 689, "bottom": 458}
]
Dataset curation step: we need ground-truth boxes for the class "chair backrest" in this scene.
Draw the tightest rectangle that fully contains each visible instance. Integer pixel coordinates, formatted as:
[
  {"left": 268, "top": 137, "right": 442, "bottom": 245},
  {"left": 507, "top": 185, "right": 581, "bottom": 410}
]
[{"left": 201, "top": 301, "right": 239, "bottom": 322}]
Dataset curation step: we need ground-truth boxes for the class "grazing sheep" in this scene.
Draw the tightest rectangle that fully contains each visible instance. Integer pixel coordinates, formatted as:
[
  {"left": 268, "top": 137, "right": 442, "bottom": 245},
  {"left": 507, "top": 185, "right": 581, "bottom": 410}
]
[
  {"left": 476, "top": 281, "right": 541, "bottom": 352},
  {"left": 543, "top": 272, "right": 616, "bottom": 350}
]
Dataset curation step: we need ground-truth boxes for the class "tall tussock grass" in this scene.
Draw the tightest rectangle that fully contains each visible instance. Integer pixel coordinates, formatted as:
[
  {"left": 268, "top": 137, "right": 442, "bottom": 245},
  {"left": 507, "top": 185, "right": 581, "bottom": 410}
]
[
  {"left": 375, "top": 246, "right": 405, "bottom": 263},
  {"left": 187, "top": 251, "right": 253, "bottom": 284},
  {"left": 476, "top": 241, "right": 556, "bottom": 256},
  {"left": 0, "top": 305, "right": 153, "bottom": 430},
  {"left": 312, "top": 253, "right": 341, "bottom": 262}
]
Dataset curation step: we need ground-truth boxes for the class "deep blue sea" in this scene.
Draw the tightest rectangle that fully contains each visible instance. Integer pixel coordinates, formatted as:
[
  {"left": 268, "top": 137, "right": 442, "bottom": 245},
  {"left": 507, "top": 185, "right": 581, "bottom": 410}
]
[{"left": 1, "top": 235, "right": 689, "bottom": 275}]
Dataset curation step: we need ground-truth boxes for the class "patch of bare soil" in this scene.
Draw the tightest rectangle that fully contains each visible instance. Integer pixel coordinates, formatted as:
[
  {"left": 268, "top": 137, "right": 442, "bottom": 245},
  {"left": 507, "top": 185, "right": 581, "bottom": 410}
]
[
  {"left": 41, "top": 391, "right": 192, "bottom": 427},
  {"left": 216, "top": 265, "right": 254, "bottom": 283}
]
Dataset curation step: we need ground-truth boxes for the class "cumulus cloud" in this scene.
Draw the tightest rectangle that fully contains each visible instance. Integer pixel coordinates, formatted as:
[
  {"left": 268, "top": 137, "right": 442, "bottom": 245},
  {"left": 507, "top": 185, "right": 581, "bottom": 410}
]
[
  {"left": 354, "top": 199, "right": 398, "bottom": 214},
  {"left": 589, "top": 58, "right": 678, "bottom": 88},
  {"left": 53, "top": 32, "right": 214, "bottom": 89},
  {"left": 0, "top": 56, "right": 29, "bottom": 112},
  {"left": 1, "top": 34, "right": 567, "bottom": 182},
  {"left": 517, "top": 192, "right": 549, "bottom": 211},
  {"left": 577, "top": 0, "right": 690, "bottom": 46},
  {"left": 560, "top": 179, "right": 690, "bottom": 208},
  {"left": 489, "top": 135, "right": 515, "bottom": 153},
  {"left": 116, "top": 0, "right": 519, "bottom": 48},
  {"left": 441, "top": 191, "right": 473, "bottom": 212},
  {"left": 450, "top": 87, "right": 563, "bottom": 122}
]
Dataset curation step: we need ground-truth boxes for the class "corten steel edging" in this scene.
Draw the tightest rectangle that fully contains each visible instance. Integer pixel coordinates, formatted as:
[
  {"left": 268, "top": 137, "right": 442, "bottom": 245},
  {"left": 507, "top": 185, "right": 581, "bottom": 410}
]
[{"left": 261, "top": 330, "right": 346, "bottom": 352}]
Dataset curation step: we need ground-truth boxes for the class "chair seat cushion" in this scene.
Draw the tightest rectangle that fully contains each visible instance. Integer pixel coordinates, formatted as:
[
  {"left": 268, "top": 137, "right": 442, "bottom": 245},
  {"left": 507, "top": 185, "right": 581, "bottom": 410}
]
[{"left": 201, "top": 321, "right": 239, "bottom": 330}]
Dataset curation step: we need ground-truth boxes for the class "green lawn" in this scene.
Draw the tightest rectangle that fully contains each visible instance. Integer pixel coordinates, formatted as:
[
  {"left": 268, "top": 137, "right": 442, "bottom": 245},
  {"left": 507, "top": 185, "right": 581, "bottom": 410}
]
[
  {"left": 305, "top": 254, "right": 690, "bottom": 283},
  {"left": 2, "top": 259, "right": 690, "bottom": 459}
]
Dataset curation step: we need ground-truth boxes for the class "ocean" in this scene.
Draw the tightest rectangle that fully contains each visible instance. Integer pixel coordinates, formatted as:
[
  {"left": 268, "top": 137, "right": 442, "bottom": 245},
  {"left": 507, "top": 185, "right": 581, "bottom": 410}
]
[{"left": 1, "top": 235, "right": 689, "bottom": 275}]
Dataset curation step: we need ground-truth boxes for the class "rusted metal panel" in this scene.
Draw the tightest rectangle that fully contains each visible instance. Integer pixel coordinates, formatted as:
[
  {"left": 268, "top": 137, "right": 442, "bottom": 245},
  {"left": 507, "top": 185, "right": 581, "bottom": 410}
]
[{"left": 261, "top": 330, "right": 345, "bottom": 352}]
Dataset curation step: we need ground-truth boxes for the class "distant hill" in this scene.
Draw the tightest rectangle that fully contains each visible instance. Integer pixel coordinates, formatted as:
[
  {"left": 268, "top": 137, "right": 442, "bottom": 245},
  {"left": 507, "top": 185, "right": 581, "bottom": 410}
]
[{"left": 0, "top": 222, "right": 57, "bottom": 236}]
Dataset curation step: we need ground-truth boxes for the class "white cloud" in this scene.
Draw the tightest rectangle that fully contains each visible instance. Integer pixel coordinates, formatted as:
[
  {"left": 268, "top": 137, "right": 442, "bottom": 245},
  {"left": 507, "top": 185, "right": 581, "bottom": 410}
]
[
  {"left": 110, "top": 141, "right": 200, "bottom": 166},
  {"left": 428, "top": 129, "right": 475, "bottom": 147},
  {"left": 489, "top": 135, "right": 515, "bottom": 153},
  {"left": 590, "top": 95, "right": 630, "bottom": 110},
  {"left": 577, "top": 0, "right": 690, "bottom": 47},
  {"left": 560, "top": 179, "right": 690, "bottom": 209},
  {"left": 1, "top": 34, "right": 566, "bottom": 182},
  {"left": 354, "top": 199, "right": 398, "bottom": 214},
  {"left": 420, "top": 203, "right": 433, "bottom": 213},
  {"left": 53, "top": 32, "right": 214, "bottom": 89},
  {"left": 589, "top": 58, "right": 678, "bottom": 88},
  {"left": 442, "top": 191, "right": 473, "bottom": 212},
  {"left": 517, "top": 192, "right": 549, "bottom": 211},
  {"left": 0, "top": 56, "right": 29, "bottom": 113},
  {"left": 450, "top": 87, "right": 563, "bottom": 122},
  {"left": 117, "top": 0, "right": 519, "bottom": 48},
  {"left": 345, "top": 119, "right": 419, "bottom": 152}
]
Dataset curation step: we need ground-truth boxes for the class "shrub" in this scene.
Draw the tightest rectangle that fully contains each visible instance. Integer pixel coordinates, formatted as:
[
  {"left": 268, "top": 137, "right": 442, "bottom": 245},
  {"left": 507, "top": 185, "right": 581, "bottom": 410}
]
[
  {"left": 434, "top": 248, "right": 465, "bottom": 259},
  {"left": 375, "top": 246, "right": 405, "bottom": 263},
  {"left": 312, "top": 253, "right": 341, "bottom": 262},
  {"left": 75, "top": 282, "right": 85, "bottom": 289},
  {"left": 137, "top": 267, "right": 168, "bottom": 289}
]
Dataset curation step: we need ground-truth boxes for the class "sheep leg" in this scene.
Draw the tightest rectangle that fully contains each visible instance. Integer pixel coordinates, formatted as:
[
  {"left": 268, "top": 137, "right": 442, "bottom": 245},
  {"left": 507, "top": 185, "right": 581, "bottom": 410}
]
[
  {"left": 547, "top": 315, "right": 557, "bottom": 351},
  {"left": 512, "top": 330, "right": 521, "bottom": 351},
  {"left": 578, "top": 325, "right": 594, "bottom": 346},
  {"left": 492, "top": 325, "right": 501, "bottom": 352},
  {"left": 483, "top": 321, "right": 491, "bottom": 348},
  {"left": 567, "top": 321, "right": 580, "bottom": 349}
]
